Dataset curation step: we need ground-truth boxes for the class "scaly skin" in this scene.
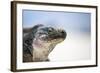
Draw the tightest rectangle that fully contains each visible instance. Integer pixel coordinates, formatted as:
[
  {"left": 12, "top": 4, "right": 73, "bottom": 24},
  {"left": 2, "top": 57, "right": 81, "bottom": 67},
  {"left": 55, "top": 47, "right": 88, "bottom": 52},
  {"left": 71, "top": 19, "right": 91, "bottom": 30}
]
[{"left": 23, "top": 24, "right": 66, "bottom": 62}]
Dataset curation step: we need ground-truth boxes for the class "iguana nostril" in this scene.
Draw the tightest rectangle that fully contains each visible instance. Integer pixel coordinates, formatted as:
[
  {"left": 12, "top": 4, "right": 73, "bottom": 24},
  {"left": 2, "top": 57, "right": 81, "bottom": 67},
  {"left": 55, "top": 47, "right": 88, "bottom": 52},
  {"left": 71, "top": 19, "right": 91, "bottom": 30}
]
[
  {"left": 61, "top": 30, "right": 66, "bottom": 39},
  {"left": 61, "top": 30, "right": 65, "bottom": 33}
]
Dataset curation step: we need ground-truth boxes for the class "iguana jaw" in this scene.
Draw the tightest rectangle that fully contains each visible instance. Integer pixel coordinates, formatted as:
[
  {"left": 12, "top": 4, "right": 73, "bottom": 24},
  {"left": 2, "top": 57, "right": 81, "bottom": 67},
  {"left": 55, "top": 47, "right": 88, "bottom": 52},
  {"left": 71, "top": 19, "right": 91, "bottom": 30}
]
[{"left": 32, "top": 38, "right": 64, "bottom": 61}]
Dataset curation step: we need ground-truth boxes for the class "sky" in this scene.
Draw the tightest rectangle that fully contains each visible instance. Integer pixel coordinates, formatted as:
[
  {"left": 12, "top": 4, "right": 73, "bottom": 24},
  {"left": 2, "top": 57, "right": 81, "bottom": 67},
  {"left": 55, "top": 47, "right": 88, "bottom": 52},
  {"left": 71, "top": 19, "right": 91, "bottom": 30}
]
[{"left": 22, "top": 10, "right": 91, "bottom": 33}]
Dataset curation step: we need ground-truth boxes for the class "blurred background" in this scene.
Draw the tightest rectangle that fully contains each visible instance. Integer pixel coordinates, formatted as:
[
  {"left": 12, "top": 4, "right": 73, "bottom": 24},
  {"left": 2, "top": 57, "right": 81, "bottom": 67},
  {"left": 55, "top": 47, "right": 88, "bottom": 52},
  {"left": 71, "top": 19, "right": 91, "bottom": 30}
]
[{"left": 23, "top": 10, "right": 91, "bottom": 62}]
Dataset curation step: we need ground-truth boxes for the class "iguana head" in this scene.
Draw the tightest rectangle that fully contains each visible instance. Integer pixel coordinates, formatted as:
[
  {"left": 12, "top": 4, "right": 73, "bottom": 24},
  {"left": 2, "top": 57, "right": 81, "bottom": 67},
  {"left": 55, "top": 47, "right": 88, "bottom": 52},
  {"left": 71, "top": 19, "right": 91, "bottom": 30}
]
[
  {"left": 23, "top": 24, "right": 66, "bottom": 62},
  {"left": 32, "top": 24, "right": 66, "bottom": 52}
]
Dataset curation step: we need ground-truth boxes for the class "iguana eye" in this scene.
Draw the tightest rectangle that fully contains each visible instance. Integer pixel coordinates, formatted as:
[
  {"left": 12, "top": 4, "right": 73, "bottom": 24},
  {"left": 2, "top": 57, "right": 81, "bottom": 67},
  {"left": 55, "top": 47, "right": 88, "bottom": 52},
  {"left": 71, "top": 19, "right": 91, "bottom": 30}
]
[
  {"left": 48, "top": 28, "right": 54, "bottom": 32},
  {"left": 39, "top": 34, "right": 47, "bottom": 40},
  {"left": 40, "top": 34, "right": 46, "bottom": 38}
]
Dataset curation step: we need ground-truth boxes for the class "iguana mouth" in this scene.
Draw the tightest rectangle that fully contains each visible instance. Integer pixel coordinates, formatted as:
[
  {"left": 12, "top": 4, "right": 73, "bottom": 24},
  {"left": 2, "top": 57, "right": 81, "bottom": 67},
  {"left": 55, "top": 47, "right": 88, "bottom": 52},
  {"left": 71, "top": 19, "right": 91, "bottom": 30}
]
[
  {"left": 40, "top": 29, "right": 66, "bottom": 43},
  {"left": 47, "top": 29, "right": 66, "bottom": 41}
]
